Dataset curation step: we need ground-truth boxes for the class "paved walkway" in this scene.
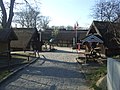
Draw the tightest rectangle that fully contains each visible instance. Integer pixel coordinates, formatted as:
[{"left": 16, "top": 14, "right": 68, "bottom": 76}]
[{"left": 0, "top": 47, "right": 90, "bottom": 90}]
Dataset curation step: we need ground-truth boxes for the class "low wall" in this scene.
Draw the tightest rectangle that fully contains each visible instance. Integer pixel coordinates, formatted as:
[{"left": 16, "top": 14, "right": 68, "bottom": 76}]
[{"left": 107, "top": 58, "right": 120, "bottom": 90}]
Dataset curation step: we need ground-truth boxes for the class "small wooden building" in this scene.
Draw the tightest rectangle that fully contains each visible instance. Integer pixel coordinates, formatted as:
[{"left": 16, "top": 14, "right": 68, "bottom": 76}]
[
  {"left": 10, "top": 28, "right": 41, "bottom": 51},
  {"left": 87, "top": 21, "right": 120, "bottom": 56}
]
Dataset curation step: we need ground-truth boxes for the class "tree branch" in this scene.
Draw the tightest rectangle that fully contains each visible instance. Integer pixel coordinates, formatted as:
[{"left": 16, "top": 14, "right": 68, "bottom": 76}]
[{"left": 6, "top": 0, "right": 15, "bottom": 28}]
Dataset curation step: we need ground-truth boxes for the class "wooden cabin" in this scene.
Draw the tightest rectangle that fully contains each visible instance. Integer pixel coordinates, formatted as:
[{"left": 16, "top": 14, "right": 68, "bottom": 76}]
[
  {"left": 87, "top": 21, "right": 120, "bottom": 56},
  {"left": 0, "top": 28, "right": 18, "bottom": 55},
  {"left": 10, "top": 28, "right": 41, "bottom": 51}
]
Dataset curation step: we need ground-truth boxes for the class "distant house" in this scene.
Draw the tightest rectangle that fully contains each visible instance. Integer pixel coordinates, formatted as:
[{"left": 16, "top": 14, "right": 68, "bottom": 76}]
[
  {"left": 55, "top": 30, "right": 88, "bottom": 47},
  {"left": 87, "top": 21, "right": 120, "bottom": 56},
  {"left": 41, "top": 29, "right": 52, "bottom": 43},
  {"left": 41, "top": 28, "right": 88, "bottom": 47},
  {"left": 0, "top": 28, "right": 18, "bottom": 55},
  {"left": 11, "top": 28, "right": 41, "bottom": 51}
]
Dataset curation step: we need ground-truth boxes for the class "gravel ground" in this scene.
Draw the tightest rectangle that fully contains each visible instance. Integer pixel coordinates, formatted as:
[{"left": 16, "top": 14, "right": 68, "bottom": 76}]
[{"left": 0, "top": 47, "right": 90, "bottom": 90}]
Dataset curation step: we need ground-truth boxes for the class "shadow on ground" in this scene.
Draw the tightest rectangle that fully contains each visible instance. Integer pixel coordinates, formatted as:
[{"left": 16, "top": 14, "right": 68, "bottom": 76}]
[{"left": 0, "top": 51, "right": 86, "bottom": 90}]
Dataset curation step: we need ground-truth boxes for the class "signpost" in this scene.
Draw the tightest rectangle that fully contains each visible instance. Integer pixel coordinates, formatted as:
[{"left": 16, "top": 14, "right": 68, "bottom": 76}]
[{"left": 74, "top": 22, "right": 79, "bottom": 49}]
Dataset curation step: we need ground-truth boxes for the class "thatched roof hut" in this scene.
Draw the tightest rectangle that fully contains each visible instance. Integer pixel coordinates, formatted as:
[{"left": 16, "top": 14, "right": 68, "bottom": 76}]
[
  {"left": 0, "top": 28, "right": 18, "bottom": 42},
  {"left": 87, "top": 21, "right": 120, "bottom": 56},
  {"left": 11, "top": 28, "right": 39, "bottom": 51},
  {"left": 0, "top": 28, "right": 18, "bottom": 53}
]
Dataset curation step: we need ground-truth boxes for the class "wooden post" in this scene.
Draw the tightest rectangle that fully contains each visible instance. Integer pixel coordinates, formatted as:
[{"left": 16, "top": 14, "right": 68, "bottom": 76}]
[
  {"left": 28, "top": 56, "right": 29, "bottom": 61},
  {"left": 7, "top": 41, "right": 11, "bottom": 71}
]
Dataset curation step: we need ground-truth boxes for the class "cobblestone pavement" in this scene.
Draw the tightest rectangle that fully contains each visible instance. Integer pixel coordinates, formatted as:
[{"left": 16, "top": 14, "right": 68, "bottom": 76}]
[{"left": 0, "top": 47, "right": 90, "bottom": 90}]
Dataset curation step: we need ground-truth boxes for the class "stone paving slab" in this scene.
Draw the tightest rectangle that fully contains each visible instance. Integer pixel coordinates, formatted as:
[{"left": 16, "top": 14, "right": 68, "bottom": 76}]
[{"left": 0, "top": 47, "right": 90, "bottom": 90}]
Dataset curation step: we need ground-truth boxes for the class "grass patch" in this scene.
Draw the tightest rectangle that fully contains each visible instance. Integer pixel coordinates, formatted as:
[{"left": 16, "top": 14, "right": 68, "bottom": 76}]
[
  {"left": 112, "top": 55, "right": 120, "bottom": 59},
  {"left": 12, "top": 55, "right": 27, "bottom": 60},
  {"left": 11, "top": 51, "right": 36, "bottom": 57},
  {"left": 0, "top": 51, "right": 36, "bottom": 69},
  {"left": 0, "top": 70, "right": 10, "bottom": 81},
  {"left": 86, "top": 65, "right": 107, "bottom": 90}
]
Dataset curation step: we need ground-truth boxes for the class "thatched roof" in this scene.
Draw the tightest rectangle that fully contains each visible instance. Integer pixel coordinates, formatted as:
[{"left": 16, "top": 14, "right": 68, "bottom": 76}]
[
  {"left": 56, "top": 30, "right": 87, "bottom": 41},
  {"left": 88, "top": 21, "right": 120, "bottom": 48},
  {"left": 10, "top": 28, "right": 38, "bottom": 49},
  {"left": 41, "top": 29, "right": 88, "bottom": 43},
  {"left": 41, "top": 30, "right": 52, "bottom": 41},
  {"left": 77, "top": 30, "right": 88, "bottom": 40},
  {"left": 0, "top": 28, "right": 18, "bottom": 42}
]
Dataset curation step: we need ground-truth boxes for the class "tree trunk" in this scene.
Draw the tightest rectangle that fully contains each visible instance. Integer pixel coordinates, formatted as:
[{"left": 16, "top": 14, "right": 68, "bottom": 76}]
[
  {"left": 0, "top": 0, "right": 15, "bottom": 28},
  {"left": 0, "top": 0, "right": 7, "bottom": 28},
  {"left": 6, "top": 0, "right": 15, "bottom": 28}
]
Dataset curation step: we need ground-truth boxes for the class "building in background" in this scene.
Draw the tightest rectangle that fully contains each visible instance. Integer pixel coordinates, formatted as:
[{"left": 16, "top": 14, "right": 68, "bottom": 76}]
[{"left": 41, "top": 28, "right": 88, "bottom": 47}]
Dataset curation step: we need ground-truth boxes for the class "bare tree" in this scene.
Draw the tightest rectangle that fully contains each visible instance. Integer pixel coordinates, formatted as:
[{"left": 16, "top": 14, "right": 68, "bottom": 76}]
[
  {"left": 14, "top": 8, "right": 40, "bottom": 28},
  {"left": 92, "top": 0, "right": 120, "bottom": 22},
  {"left": 66, "top": 25, "right": 73, "bottom": 30},
  {"left": 36, "top": 16, "right": 50, "bottom": 30},
  {"left": 13, "top": 8, "right": 50, "bottom": 30},
  {"left": 0, "top": 0, "right": 15, "bottom": 28},
  {"left": 51, "top": 27, "right": 59, "bottom": 38}
]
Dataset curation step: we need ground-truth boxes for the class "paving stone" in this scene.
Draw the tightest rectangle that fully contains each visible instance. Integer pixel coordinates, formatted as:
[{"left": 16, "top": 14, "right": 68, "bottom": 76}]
[{"left": 0, "top": 47, "right": 90, "bottom": 90}]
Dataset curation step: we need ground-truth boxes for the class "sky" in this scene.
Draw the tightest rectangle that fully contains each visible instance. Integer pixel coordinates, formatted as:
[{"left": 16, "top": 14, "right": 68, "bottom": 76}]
[
  {"left": 40, "top": 0, "right": 97, "bottom": 28},
  {"left": 4, "top": 0, "right": 97, "bottom": 28}
]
